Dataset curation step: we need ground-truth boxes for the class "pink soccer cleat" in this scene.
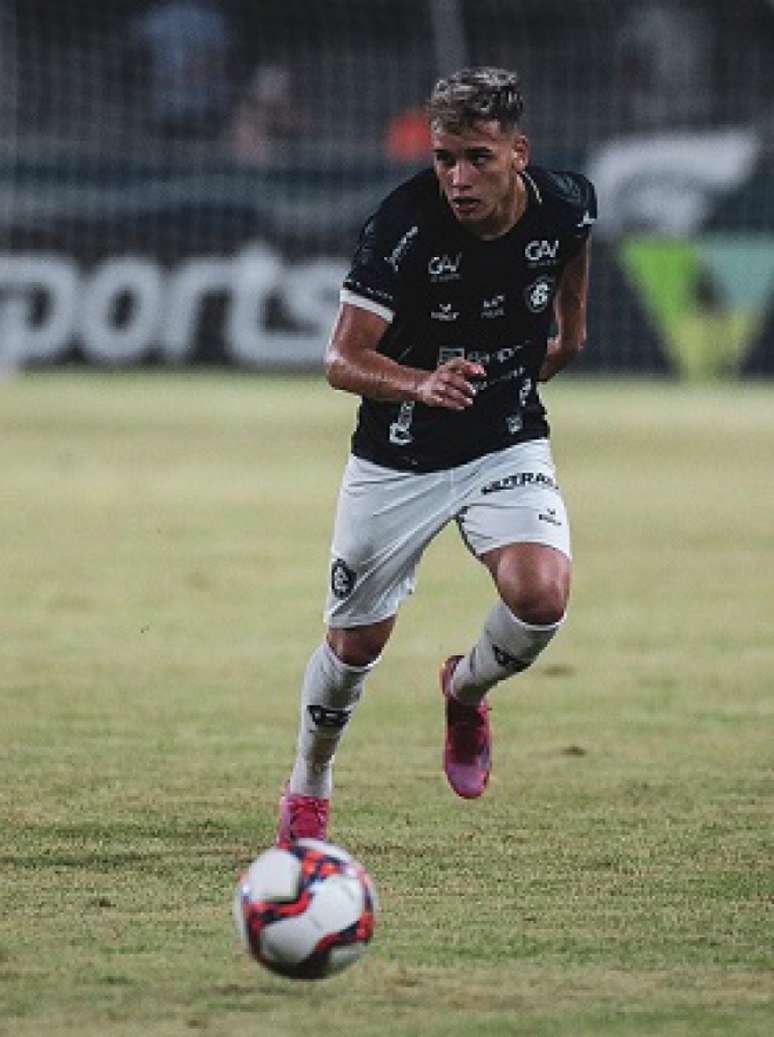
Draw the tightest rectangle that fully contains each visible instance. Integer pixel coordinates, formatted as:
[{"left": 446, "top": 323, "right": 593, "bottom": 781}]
[
  {"left": 440, "top": 655, "right": 492, "bottom": 799},
  {"left": 276, "top": 787, "right": 330, "bottom": 847}
]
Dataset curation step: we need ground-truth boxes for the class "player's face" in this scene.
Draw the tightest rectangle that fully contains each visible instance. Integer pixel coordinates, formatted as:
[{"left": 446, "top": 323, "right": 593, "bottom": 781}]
[{"left": 432, "top": 120, "right": 529, "bottom": 238}]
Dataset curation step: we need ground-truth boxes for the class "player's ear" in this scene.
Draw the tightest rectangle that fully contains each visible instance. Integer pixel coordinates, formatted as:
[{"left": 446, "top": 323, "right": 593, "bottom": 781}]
[{"left": 512, "top": 134, "right": 529, "bottom": 171}]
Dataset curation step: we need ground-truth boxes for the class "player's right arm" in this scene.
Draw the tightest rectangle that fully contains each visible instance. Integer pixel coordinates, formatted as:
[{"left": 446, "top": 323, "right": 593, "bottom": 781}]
[{"left": 325, "top": 302, "right": 484, "bottom": 411}]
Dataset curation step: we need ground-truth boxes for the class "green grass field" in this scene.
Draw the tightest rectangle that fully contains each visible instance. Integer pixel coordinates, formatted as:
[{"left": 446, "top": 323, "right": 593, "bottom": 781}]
[{"left": 2, "top": 372, "right": 773, "bottom": 1037}]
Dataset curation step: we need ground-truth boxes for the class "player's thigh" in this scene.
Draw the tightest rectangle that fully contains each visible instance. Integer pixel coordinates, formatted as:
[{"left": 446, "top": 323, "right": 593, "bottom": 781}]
[{"left": 324, "top": 456, "right": 452, "bottom": 627}]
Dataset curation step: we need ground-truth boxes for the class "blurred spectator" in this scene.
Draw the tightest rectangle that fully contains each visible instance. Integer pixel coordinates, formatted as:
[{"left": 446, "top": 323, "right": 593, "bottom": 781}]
[
  {"left": 385, "top": 107, "right": 432, "bottom": 163},
  {"left": 615, "top": 2, "right": 714, "bottom": 129},
  {"left": 225, "top": 63, "right": 305, "bottom": 164},
  {"left": 130, "top": 0, "right": 234, "bottom": 138}
]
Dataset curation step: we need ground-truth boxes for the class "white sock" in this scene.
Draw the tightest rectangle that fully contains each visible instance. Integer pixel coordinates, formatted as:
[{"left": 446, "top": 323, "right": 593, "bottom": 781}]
[
  {"left": 450, "top": 601, "right": 563, "bottom": 705},
  {"left": 288, "top": 641, "right": 377, "bottom": 798}
]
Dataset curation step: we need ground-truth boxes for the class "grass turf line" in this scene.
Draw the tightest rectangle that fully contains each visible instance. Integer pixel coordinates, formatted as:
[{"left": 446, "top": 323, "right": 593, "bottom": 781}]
[{"left": 1, "top": 372, "right": 773, "bottom": 1036}]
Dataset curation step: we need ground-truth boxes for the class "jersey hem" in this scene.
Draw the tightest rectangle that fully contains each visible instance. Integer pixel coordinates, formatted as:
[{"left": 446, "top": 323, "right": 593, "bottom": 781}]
[{"left": 350, "top": 428, "right": 550, "bottom": 474}]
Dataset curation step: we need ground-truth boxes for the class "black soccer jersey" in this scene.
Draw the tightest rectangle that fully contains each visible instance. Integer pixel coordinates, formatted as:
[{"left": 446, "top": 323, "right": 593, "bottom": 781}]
[{"left": 341, "top": 165, "right": 597, "bottom": 472}]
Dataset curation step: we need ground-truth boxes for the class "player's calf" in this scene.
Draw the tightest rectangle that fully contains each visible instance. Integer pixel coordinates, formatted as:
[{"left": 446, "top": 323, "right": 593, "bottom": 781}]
[{"left": 450, "top": 601, "right": 562, "bottom": 705}]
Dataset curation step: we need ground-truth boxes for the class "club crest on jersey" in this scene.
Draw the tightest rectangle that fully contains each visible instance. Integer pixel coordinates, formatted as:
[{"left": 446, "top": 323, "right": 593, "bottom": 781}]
[
  {"left": 428, "top": 253, "right": 462, "bottom": 282},
  {"left": 524, "top": 275, "right": 555, "bottom": 314},
  {"left": 524, "top": 238, "right": 560, "bottom": 264}
]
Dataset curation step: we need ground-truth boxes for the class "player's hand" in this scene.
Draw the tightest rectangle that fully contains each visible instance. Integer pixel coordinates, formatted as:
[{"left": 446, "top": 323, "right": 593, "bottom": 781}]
[{"left": 413, "top": 358, "right": 486, "bottom": 410}]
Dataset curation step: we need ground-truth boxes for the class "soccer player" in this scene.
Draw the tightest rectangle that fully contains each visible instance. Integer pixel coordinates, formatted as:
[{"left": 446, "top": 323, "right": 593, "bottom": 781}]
[{"left": 276, "top": 66, "right": 596, "bottom": 843}]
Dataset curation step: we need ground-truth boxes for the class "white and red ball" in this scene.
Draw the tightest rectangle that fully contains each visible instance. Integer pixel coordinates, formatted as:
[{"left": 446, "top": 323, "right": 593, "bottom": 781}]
[{"left": 233, "top": 838, "right": 377, "bottom": 980}]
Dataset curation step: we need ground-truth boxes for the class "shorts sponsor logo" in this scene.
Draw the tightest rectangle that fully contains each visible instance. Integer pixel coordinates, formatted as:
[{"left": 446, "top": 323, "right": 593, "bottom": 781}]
[
  {"left": 524, "top": 275, "right": 555, "bottom": 314},
  {"left": 538, "top": 507, "right": 562, "bottom": 526},
  {"left": 330, "top": 557, "right": 357, "bottom": 599},
  {"left": 307, "top": 704, "right": 353, "bottom": 730},
  {"left": 480, "top": 471, "right": 559, "bottom": 495}
]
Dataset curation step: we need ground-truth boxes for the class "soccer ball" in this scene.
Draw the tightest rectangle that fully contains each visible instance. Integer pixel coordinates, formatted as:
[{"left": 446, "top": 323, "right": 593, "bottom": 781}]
[{"left": 233, "top": 838, "right": 377, "bottom": 980}]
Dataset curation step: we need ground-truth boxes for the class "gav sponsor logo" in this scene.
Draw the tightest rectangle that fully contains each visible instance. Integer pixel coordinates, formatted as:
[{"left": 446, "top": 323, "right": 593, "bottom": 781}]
[
  {"left": 525, "top": 238, "right": 560, "bottom": 264},
  {"left": 428, "top": 252, "right": 462, "bottom": 281}
]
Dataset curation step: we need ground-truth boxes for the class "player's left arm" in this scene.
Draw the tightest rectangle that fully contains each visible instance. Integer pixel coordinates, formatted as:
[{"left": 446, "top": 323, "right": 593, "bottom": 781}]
[{"left": 539, "top": 237, "right": 591, "bottom": 382}]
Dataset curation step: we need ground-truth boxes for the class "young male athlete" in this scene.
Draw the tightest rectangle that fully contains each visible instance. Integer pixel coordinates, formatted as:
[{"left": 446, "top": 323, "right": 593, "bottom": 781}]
[{"left": 276, "top": 66, "right": 596, "bottom": 843}]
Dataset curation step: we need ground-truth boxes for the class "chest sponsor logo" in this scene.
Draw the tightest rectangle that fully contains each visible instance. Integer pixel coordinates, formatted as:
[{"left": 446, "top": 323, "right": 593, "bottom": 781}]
[
  {"left": 436, "top": 344, "right": 526, "bottom": 368},
  {"left": 481, "top": 294, "right": 505, "bottom": 319},
  {"left": 437, "top": 347, "right": 466, "bottom": 365},
  {"left": 524, "top": 275, "right": 555, "bottom": 314},
  {"left": 525, "top": 238, "right": 560, "bottom": 264},
  {"left": 431, "top": 301, "right": 460, "bottom": 322},
  {"left": 428, "top": 252, "right": 462, "bottom": 282}
]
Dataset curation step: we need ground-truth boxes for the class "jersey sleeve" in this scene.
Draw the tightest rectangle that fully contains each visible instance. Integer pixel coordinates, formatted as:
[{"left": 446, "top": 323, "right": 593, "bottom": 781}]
[
  {"left": 532, "top": 168, "right": 597, "bottom": 256},
  {"left": 341, "top": 200, "right": 422, "bottom": 323},
  {"left": 561, "top": 172, "right": 597, "bottom": 254}
]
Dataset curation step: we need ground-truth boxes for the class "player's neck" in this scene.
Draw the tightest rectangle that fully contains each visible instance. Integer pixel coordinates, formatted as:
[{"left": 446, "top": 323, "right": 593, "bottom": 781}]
[{"left": 472, "top": 172, "right": 528, "bottom": 241}]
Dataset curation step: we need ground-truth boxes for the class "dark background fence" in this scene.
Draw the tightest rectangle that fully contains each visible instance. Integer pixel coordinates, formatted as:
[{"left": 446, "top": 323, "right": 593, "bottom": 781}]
[{"left": 2, "top": 0, "right": 774, "bottom": 374}]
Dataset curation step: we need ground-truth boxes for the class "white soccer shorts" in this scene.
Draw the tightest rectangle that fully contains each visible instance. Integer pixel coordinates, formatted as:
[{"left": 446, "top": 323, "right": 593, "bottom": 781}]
[{"left": 324, "top": 438, "right": 571, "bottom": 628}]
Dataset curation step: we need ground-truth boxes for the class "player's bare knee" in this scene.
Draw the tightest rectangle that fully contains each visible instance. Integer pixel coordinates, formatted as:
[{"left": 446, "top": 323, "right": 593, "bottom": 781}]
[
  {"left": 327, "top": 623, "right": 391, "bottom": 667},
  {"left": 503, "top": 578, "right": 568, "bottom": 627}
]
